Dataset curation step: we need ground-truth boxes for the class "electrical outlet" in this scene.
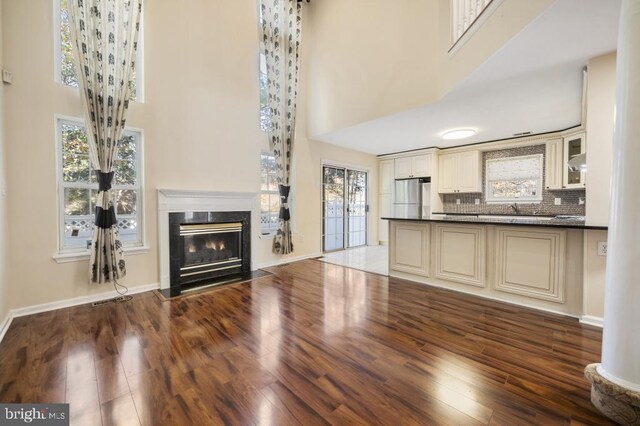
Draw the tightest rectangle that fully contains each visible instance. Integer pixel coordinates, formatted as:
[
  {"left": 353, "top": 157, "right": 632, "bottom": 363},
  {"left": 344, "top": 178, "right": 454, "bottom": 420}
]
[
  {"left": 475, "top": 199, "right": 480, "bottom": 205},
  {"left": 597, "top": 241, "right": 607, "bottom": 256},
  {"left": 456, "top": 199, "right": 461, "bottom": 205},
  {"left": 579, "top": 197, "right": 585, "bottom": 205},
  {"left": 554, "top": 198, "right": 561, "bottom": 206}
]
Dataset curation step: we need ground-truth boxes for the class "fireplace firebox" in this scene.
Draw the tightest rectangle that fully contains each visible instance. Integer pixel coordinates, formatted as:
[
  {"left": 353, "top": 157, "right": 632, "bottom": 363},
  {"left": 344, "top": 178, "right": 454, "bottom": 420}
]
[{"left": 168, "top": 211, "right": 251, "bottom": 296}]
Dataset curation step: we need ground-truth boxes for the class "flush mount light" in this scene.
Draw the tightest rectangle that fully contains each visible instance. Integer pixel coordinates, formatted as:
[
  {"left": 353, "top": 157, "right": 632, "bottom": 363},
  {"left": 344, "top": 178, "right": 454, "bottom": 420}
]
[{"left": 442, "top": 129, "right": 476, "bottom": 140}]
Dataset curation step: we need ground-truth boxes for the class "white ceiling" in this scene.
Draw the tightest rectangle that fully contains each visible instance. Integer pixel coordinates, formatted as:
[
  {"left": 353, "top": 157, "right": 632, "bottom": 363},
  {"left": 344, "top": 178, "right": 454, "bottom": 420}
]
[{"left": 313, "top": 0, "right": 621, "bottom": 155}]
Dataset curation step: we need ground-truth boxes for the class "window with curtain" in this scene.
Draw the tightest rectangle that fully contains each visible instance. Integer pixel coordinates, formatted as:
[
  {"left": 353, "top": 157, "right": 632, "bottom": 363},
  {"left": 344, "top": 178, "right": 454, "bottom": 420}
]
[
  {"left": 56, "top": 0, "right": 142, "bottom": 100},
  {"left": 260, "top": 152, "right": 280, "bottom": 234},
  {"left": 485, "top": 154, "right": 543, "bottom": 203},
  {"left": 57, "top": 118, "right": 143, "bottom": 251}
]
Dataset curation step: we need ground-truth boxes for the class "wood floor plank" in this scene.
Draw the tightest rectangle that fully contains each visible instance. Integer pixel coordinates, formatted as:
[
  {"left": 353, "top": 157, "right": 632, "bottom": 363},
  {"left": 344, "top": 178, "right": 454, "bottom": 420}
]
[{"left": 0, "top": 259, "right": 613, "bottom": 425}]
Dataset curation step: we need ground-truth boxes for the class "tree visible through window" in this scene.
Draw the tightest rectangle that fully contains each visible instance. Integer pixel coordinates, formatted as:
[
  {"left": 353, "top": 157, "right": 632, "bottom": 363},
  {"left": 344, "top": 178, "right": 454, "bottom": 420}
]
[
  {"left": 58, "top": 0, "right": 138, "bottom": 99},
  {"left": 58, "top": 119, "right": 142, "bottom": 251},
  {"left": 260, "top": 152, "right": 279, "bottom": 234}
]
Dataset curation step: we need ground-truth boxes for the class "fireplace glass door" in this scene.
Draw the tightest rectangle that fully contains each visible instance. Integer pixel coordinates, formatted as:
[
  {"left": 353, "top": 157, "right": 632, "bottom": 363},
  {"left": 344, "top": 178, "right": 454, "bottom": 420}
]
[{"left": 179, "top": 222, "right": 243, "bottom": 283}]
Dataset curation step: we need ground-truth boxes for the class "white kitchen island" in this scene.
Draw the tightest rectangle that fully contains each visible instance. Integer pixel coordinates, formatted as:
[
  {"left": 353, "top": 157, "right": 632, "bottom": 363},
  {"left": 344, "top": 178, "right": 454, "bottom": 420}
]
[{"left": 384, "top": 215, "right": 607, "bottom": 317}]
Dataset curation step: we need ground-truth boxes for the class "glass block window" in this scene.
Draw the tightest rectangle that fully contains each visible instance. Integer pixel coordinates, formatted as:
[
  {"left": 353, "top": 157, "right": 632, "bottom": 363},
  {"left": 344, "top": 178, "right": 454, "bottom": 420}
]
[
  {"left": 58, "top": 118, "right": 143, "bottom": 251},
  {"left": 56, "top": 0, "right": 141, "bottom": 100},
  {"left": 486, "top": 154, "right": 543, "bottom": 203},
  {"left": 260, "top": 152, "right": 280, "bottom": 234}
]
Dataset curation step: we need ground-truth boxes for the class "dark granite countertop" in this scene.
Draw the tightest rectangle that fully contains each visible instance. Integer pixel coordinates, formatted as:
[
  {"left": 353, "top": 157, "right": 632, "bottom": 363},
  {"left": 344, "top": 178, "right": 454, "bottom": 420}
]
[{"left": 382, "top": 214, "right": 608, "bottom": 230}]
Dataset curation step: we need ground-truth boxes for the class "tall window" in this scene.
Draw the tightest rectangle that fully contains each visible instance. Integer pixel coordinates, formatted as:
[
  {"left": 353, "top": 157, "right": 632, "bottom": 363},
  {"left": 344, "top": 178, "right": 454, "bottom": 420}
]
[
  {"left": 259, "top": 53, "right": 272, "bottom": 132},
  {"left": 260, "top": 152, "right": 279, "bottom": 235},
  {"left": 58, "top": 118, "right": 143, "bottom": 251},
  {"left": 56, "top": 0, "right": 141, "bottom": 100},
  {"left": 485, "top": 154, "right": 543, "bottom": 203}
]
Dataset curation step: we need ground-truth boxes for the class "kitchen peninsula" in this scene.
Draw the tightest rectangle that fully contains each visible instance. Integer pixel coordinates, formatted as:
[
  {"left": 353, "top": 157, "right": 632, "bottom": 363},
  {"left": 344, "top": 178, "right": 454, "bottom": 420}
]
[{"left": 382, "top": 214, "right": 607, "bottom": 317}]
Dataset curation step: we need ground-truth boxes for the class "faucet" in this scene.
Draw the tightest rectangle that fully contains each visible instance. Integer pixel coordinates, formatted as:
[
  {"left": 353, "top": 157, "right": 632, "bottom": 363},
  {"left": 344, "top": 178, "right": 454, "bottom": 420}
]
[{"left": 509, "top": 203, "right": 519, "bottom": 215}]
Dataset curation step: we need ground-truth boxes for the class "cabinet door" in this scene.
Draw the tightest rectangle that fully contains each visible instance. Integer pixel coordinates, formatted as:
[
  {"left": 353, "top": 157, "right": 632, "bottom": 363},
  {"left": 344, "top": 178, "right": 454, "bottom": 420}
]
[
  {"left": 394, "top": 157, "right": 413, "bottom": 179},
  {"left": 438, "top": 154, "right": 458, "bottom": 193},
  {"left": 412, "top": 154, "right": 431, "bottom": 177},
  {"left": 379, "top": 160, "right": 395, "bottom": 194},
  {"left": 433, "top": 224, "right": 486, "bottom": 287},
  {"left": 494, "top": 227, "right": 566, "bottom": 303},
  {"left": 562, "top": 133, "right": 586, "bottom": 188},
  {"left": 390, "top": 222, "right": 430, "bottom": 276},
  {"left": 458, "top": 151, "right": 481, "bottom": 193},
  {"left": 545, "top": 139, "right": 563, "bottom": 190}
]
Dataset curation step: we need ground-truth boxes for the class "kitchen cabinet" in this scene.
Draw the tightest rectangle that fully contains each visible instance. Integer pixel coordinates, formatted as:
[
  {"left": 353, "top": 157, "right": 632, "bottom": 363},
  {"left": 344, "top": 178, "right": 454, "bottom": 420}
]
[
  {"left": 494, "top": 227, "right": 566, "bottom": 303},
  {"left": 394, "top": 154, "right": 431, "bottom": 179},
  {"left": 437, "top": 150, "right": 482, "bottom": 193},
  {"left": 389, "top": 221, "right": 430, "bottom": 277},
  {"left": 545, "top": 139, "right": 563, "bottom": 190},
  {"left": 563, "top": 132, "right": 586, "bottom": 188},
  {"left": 378, "top": 159, "right": 395, "bottom": 243},
  {"left": 433, "top": 224, "right": 486, "bottom": 287},
  {"left": 545, "top": 133, "right": 586, "bottom": 190}
]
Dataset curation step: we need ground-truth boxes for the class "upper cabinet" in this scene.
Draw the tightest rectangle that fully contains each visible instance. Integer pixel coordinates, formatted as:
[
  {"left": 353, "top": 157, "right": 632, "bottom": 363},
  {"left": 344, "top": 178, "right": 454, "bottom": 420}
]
[
  {"left": 545, "top": 139, "right": 563, "bottom": 190},
  {"left": 545, "top": 133, "right": 586, "bottom": 190},
  {"left": 379, "top": 159, "right": 395, "bottom": 194},
  {"left": 563, "top": 132, "right": 586, "bottom": 188},
  {"left": 394, "top": 154, "right": 431, "bottom": 179},
  {"left": 438, "top": 150, "right": 482, "bottom": 193}
]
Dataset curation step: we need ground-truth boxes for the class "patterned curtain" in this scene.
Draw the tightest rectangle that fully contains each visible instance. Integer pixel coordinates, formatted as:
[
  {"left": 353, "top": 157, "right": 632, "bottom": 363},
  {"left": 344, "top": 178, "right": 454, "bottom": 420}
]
[
  {"left": 260, "top": 0, "right": 302, "bottom": 255},
  {"left": 68, "top": 0, "right": 142, "bottom": 283}
]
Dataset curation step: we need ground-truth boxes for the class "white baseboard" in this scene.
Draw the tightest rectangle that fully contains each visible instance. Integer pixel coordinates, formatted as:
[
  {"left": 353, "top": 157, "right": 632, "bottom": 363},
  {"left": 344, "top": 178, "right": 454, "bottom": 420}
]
[
  {"left": 0, "top": 283, "right": 159, "bottom": 345},
  {"left": 0, "top": 312, "right": 13, "bottom": 346},
  {"left": 257, "top": 252, "right": 322, "bottom": 269},
  {"left": 580, "top": 315, "right": 604, "bottom": 328}
]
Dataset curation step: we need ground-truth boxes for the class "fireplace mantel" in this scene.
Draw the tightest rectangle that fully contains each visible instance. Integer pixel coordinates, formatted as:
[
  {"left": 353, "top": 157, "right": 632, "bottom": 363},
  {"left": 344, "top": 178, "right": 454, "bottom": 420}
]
[{"left": 157, "top": 189, "right": 259, "bottom": 290}]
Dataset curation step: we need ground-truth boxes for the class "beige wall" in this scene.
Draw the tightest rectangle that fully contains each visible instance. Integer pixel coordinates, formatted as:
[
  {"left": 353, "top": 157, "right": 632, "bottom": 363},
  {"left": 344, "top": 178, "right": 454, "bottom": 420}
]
[
  {"left": 586, "top": 52, "right": 616, "bottom": 226},
  {"left": 1, "top": 0, "right": 377, "bottom": 311},
  {"left": 306, "top": 0, "right": 440, "bottom": 137},
  {"left": 583, "top": 230, "right": 608, "bottom": 319},
  {"left": 0, "top": 0, "right": 8, "bottom": 322},
  {"left": 436, "top": 0, "right": 554, "bottom": 97},
  {"left": 306, "top": 0, "right": 554, "bottom": 138}
]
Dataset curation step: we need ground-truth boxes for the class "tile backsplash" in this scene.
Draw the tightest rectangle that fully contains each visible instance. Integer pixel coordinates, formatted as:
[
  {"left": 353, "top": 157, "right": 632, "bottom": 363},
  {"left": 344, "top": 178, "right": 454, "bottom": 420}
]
[{"left": 441, "top": 144, "right": 586, "bottom": 216}]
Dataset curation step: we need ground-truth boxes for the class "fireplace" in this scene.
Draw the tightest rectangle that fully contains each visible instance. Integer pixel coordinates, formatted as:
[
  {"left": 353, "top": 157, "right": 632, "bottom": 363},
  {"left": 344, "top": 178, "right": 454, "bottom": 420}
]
[{"left": 168, "top": 211, "right": 251, "bottom": 296}]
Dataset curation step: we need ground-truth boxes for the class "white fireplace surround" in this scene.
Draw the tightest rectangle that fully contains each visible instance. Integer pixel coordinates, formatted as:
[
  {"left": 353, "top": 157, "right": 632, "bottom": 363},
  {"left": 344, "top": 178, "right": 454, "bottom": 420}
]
[{"left": 157, "top": 189, "right": 260, "bottom": 290}]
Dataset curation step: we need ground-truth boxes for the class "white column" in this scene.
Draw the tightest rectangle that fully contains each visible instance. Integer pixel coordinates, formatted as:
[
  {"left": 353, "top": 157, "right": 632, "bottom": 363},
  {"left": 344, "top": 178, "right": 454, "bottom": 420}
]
[{"left": 598, "top": 0, "right": 640, "bottom": 391}]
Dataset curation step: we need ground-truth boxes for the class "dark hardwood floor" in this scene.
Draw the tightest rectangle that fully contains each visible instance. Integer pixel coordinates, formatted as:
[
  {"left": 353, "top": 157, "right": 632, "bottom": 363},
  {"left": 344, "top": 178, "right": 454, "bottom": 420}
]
[{"left": 0, "top": 259, "right": 612, "bottom": 425}]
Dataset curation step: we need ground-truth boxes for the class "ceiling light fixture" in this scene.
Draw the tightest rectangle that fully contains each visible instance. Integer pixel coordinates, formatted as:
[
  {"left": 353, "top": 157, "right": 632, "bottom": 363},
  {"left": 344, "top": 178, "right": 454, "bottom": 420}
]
[{"left": 442, "top": 129, "right": 476, "bottom": 140}]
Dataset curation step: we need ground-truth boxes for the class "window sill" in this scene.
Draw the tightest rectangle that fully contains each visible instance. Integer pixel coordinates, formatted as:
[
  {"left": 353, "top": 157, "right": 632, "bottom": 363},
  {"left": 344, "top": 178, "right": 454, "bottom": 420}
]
[
  {"left": 258, "top": 232, "right": 276, "bottom": 240},
  {"left": 53, "top": 245, "right": 150, "bottom": 264}
]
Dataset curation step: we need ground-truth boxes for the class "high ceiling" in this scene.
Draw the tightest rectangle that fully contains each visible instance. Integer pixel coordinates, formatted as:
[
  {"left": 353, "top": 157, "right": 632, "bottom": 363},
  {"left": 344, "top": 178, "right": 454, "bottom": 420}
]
[{"left": 313, "top": 0, "right": 621, "bottom": 155}]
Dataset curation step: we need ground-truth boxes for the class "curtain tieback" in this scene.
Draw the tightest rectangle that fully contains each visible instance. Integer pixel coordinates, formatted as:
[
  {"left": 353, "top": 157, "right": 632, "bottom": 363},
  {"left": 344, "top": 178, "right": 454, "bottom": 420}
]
[
  {"left": 95, "top": 171, "right": 115, "bottom": 192},
  {"left": 95, "top": 206, "right": 117, "bottom": 229}
]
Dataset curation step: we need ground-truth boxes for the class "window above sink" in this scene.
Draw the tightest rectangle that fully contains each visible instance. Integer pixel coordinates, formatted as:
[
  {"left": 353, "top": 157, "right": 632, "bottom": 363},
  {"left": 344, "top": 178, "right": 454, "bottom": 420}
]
[{"left": 485, "top": 154, "right": 543, "bottom": 204}]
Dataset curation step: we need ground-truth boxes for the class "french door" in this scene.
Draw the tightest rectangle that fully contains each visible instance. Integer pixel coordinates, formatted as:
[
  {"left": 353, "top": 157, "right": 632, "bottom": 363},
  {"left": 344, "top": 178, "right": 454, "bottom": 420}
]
[{"left": 322, "top": 165, "right": 368, "bottom": 252}]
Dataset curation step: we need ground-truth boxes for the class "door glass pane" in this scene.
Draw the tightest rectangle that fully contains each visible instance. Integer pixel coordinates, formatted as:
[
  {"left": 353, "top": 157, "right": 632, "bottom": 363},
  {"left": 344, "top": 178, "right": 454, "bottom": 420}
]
[
  {"left": 347, "top": 170, "right": 367, "bottom": 248},
  {"left": 323, "top": 166, "right": 345, "bottom": 251}
]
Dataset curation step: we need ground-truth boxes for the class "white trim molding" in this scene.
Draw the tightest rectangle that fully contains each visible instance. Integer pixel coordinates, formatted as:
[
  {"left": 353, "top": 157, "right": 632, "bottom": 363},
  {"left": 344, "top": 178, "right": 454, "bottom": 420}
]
[
  {"left": 53, "top": 245, "right": 150, "bottom": 264},
  {"left": 157, "top": 189, "right": 260, "bottom": 290},
  {"left": 0, "top": 283, "right": 159, "bottom": 344},
  {"left": 580, "top": 314, "right": 604, "bottom": 328}
]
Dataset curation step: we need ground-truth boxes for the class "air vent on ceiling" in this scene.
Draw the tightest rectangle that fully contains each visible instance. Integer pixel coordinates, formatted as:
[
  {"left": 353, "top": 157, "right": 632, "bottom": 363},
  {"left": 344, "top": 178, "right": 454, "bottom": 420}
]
[{"left": 513, "top": 131, "right": 533, "bottom": 137}]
